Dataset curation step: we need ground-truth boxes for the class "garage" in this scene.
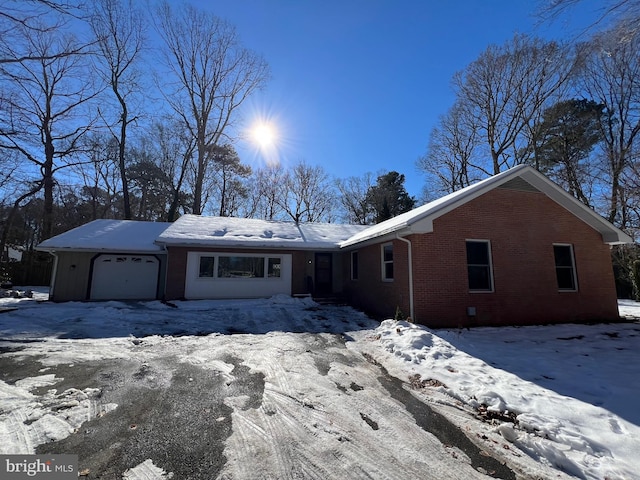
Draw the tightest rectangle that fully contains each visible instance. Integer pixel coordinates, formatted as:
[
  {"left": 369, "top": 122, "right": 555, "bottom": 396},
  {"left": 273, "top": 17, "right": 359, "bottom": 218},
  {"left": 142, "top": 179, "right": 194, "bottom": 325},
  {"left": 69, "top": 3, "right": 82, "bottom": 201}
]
[{"left": 90, "top": 254, "right": 160, "bottom": 300}]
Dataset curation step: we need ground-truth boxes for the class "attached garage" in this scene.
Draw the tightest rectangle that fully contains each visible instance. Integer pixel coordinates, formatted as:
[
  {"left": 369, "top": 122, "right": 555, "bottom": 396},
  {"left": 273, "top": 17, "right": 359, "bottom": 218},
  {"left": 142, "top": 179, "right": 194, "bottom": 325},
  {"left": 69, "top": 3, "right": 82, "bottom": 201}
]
[
  {"left": 90, "top": 254, "right": 161, "bottom": 300},
  {"left": 36, "top": 220, "right": 170, "bottom": 302}
]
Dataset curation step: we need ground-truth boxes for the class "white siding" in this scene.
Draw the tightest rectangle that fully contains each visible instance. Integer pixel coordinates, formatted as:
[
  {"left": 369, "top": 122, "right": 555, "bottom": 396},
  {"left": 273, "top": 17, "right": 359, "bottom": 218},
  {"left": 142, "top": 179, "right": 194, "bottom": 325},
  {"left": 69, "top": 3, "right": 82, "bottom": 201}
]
[{"left": 184, "top": 252, "right": 292, "bottom": 299}]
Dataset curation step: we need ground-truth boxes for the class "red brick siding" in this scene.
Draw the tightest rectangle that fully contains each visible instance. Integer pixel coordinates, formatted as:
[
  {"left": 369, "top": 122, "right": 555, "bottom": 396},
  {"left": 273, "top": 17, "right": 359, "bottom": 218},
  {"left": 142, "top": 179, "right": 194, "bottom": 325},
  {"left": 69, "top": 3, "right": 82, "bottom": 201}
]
[
  {"left": 342, "top": 240, "right": 412, "bottom": 320},
  {"left": 344, "top": 188, "right": 619, "bottom": 327}
]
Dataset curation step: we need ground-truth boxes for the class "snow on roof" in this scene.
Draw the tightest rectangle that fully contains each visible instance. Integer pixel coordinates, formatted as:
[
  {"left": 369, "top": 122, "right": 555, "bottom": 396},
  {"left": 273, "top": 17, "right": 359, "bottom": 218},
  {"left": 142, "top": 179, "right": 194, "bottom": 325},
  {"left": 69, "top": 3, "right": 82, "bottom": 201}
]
[
  {"left": 340, "top": 166, "right": 523, "bottom": 247},
  {"left": 157, "top": 214, "right": 369, "bottom": 250},
  {"left": 341, "top": 165, "right": 633, "bottom": 247},
  {"left": 37, "top": 220, "right": 171, "bottom": 253}
]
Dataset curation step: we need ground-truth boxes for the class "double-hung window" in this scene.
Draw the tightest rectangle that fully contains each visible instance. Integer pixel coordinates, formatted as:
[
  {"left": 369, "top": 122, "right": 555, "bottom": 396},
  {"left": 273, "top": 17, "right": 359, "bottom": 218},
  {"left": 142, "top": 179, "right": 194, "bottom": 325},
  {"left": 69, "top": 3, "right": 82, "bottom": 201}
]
[
  {"left": 382, "top": 243, "right": 393, "bottom": 281},
  {"left": 466, "top": 240, "right": 493, "bottom": 292},
  {"left": 553, "top": 244, "right": 577, "bottom": 291}
]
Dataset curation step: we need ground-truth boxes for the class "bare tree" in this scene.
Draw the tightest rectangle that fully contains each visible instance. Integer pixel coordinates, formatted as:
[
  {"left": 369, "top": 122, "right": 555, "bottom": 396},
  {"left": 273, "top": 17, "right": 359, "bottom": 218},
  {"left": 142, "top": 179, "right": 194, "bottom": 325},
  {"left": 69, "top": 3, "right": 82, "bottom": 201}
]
[
  {"left": 89, "top": 0, "right": 146, "bottom": 219},
  {"left": 0, "top": 19, "right": 98, "bottom": 244},
  {"left": 452, "top": 34, "right": 576, "bottom": 174},
  {"left": 417, "top": 101, "right": 479, "bottom": 194},
  {"left": 151, "top": 119, "right": 195, "bottom": 221},
  {"left": 279, "top": 161, "right": 335, "bottom": 223},
  {"left": 0, "top": 0, "right": 88, "bottom": 65},
  {"left": 244, "top": 164, "right": 285, "bottom": 220},
  {"left": 154, "top": 2, "right": 269, "bottom": 215},
  {"left": 336, "top": 172, "right": 375, "bottom": 224},
  {"left": 537, "top": 0, "right": 640, "bottom": 34},
  {"left": 71, "top": 133, "right": 123, "bottom": 220},
  {"left": 577, "top": 23, "right": 640, "bottom": 225}
]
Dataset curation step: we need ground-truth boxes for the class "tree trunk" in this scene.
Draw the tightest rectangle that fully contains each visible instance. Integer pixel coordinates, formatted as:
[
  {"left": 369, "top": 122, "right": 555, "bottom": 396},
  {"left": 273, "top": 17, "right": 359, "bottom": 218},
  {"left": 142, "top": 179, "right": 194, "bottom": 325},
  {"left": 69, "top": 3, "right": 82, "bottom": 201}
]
[
  {"left": 119, "top": 102, "right": 131, "bottom": 219},
  {"left": 192, "top": 141, "right": 205, "bottom": 215},
  {"left": 42, "top": 131, "right": 56, "bottom": 240}
]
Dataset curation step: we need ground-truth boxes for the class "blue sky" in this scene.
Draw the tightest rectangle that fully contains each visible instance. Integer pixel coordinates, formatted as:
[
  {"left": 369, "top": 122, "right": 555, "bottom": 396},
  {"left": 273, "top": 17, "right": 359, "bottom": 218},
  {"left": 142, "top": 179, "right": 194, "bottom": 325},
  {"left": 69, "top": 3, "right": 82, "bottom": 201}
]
[{"left": 196, "top": 0, "right": 605, "bottom": 199}]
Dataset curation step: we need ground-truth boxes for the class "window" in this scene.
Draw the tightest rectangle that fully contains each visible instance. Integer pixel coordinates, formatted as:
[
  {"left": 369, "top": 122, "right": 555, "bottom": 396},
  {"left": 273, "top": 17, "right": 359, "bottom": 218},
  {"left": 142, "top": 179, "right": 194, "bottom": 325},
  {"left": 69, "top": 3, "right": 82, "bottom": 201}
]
[
  {"left": 267, "top": 257, "right": 281, "bottom": 278},
  {"left": 198, "top": 254, "right": 283, "bottom": 280},
  {"left": 382, "top": 243, "right": 393, "bottom": 281},
  {"left": 351, "top": 251, "right": 359, "bottom": 280},
  {"left": 554, "top": 244, "right": 577, "bottom": 291},
  {"left": 466, "top": 240, "right": 493, "bottom": 291},
  {"left": 218, "top": 256, "right": 265, "bottom": 278},
  {"left": 199, "top": 256, "right": 215, "bottom": 277}
]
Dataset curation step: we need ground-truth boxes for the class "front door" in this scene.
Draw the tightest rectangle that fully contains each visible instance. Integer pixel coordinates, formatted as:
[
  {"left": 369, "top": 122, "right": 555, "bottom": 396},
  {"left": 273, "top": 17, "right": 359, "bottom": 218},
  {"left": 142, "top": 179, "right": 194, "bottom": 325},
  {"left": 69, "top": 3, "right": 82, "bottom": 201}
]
[{"left": 314, "top": 253, "right": 332, "bottom": 295}]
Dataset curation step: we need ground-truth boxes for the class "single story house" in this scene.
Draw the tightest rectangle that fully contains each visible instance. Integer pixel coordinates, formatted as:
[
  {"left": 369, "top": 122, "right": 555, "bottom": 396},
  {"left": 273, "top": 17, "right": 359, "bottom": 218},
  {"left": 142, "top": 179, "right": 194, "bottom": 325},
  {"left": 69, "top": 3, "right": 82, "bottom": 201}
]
[{"left": 37, "top": 165, "right": 633, "bottom": 327}]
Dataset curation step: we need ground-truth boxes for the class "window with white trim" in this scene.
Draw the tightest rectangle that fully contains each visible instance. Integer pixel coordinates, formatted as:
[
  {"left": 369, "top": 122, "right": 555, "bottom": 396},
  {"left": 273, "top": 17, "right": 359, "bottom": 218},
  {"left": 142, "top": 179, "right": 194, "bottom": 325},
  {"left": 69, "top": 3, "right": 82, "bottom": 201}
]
[
  {"left": 198, "top": 255, "right": 282, "bottom": 279},
  {"left": 199, "top": 256, "right": 215, "bottom": 277},
  {"left": 267, "top": 258, "right": 281, "bottom": 277},
  {"left": 553, "top": 244, "right": 577, "bottom": 291},
  {"left": 382, "top": 243, "right": 393, "bottom": 281},
  {"left": 466, "top": 240, "right": 493, "bottom": 292}
]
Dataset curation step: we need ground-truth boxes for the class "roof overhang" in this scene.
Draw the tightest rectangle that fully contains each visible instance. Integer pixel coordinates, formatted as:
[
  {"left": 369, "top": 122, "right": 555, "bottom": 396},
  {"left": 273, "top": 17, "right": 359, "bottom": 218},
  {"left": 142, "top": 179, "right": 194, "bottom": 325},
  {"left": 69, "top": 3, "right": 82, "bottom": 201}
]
[
  {"left": 36, "top": 246, "right": 166, "bottom": 255},
  {"left": 155, "top": 240, "right": 342, "bottom": 251}
]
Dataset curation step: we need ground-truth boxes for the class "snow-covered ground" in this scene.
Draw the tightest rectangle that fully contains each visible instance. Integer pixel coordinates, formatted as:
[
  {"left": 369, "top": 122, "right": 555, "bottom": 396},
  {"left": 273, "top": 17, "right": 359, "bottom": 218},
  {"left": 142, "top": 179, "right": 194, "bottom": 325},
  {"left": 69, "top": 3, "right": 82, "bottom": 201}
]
[{"left": 1, "top": 288, "right": 639, "bottom": 480}]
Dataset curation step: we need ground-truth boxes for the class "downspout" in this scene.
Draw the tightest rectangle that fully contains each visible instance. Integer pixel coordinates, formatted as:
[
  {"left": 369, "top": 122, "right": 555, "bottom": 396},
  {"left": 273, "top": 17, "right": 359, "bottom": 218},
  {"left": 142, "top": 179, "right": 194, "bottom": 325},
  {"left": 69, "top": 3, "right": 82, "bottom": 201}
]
[
  {"left": 48, "top": 252, "right": 59, "bottom": 301},
  {"left": 396, "top": 235, "right": 414, "bottom": 321},
  {"left": 159, "top": 242, "right": 168, "bottom": 301}
]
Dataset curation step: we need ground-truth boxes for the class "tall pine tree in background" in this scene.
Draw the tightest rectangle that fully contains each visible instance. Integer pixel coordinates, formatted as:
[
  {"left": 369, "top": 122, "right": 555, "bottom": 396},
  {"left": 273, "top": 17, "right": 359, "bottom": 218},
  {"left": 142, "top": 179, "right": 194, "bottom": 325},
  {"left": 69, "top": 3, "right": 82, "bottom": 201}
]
[{"left": 366, "top": 172, "right": 416, "bottom": 224}]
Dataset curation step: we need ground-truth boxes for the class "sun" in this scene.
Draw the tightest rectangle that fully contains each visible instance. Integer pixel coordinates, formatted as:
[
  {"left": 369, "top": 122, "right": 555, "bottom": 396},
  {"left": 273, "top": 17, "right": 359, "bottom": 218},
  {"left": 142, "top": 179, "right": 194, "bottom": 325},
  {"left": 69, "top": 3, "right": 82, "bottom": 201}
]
[{"left": 251, "top": 122, "right": 277, "bottom": 149}]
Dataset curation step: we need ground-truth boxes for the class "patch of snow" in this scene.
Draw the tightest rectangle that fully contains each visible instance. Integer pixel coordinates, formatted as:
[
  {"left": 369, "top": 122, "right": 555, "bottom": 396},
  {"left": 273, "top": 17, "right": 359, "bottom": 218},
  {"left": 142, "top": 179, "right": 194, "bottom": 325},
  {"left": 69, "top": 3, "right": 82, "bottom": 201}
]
[
  {"left": 0, "top": 377, "right": 117, "bottom": 454},
  {"left": 355, "top": 302, "right": 640, "bottom": 480},
  {"left": 122, "top": 459, "right": 173, "bottom": 479}
]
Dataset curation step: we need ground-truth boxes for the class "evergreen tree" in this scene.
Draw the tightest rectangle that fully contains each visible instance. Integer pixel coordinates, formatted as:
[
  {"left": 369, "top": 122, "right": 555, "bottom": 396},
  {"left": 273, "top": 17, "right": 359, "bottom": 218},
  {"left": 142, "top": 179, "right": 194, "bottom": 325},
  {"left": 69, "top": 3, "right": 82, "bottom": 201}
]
[{"left": 366, "top": 172, "right": 416, "bottom": 223}]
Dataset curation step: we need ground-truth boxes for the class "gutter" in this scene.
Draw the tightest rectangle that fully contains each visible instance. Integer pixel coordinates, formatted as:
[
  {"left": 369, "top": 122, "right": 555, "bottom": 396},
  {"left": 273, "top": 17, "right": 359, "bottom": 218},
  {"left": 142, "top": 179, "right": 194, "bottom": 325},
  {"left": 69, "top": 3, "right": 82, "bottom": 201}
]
[{"left": 396, "top": 234, "right": 414, "bottom": 321}]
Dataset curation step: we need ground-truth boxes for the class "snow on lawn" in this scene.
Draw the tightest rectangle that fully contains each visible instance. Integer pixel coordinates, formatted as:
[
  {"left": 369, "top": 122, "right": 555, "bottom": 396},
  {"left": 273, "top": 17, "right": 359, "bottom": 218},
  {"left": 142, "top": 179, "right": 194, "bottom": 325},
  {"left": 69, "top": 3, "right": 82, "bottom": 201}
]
[
  {"left": 354, "top": 302, "right": 640, "bottom": 480},
  {"left": 1, "top": 289, "right": 639, "bottom": 480}
]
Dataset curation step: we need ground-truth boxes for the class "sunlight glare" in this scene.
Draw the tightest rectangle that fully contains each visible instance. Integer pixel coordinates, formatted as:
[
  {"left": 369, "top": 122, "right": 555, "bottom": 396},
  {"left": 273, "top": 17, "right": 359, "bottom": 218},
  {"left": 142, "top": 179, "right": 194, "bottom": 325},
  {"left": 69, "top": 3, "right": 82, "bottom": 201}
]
[{"left": 252, "top": 123, "right": 277, "bottom": 149}]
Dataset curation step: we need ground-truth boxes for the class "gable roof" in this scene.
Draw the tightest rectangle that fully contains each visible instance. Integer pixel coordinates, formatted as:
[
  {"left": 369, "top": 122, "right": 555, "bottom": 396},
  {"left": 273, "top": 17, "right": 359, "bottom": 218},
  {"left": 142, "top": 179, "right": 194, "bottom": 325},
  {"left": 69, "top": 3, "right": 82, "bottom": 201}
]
[
  {"left": 340, "top": 165, "right": 633, "bottom": 247},
  {"left": 156, "top": 214, "right": 369, "bottom": 250},
  {"left": 36, "top": 220, "right": 172, "bottom": 253}
]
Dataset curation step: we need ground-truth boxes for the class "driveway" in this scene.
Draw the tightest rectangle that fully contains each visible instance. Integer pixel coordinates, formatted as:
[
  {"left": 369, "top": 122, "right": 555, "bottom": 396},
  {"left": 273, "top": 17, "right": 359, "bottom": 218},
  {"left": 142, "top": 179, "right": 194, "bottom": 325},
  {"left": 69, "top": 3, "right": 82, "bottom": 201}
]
[{"left": 0, "top": 297, "right": 519, "bottom": 479}]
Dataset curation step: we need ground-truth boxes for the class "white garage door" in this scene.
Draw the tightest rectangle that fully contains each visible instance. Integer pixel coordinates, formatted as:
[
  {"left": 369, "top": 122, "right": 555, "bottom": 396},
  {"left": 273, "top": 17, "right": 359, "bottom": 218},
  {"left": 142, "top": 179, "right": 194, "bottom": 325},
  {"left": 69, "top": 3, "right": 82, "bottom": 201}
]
[{"left": 90, "top": 254, "right": 159, "bottom": 300}]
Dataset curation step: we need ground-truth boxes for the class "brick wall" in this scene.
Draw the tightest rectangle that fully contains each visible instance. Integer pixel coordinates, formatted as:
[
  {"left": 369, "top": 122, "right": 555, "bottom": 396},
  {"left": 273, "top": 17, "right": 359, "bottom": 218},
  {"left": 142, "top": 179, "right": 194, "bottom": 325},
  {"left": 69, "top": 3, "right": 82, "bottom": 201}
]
[
  {"left": 344, "top": 188, "right": 620, "bottom": 327},
  {"left": 342, "top": 239, "right": 411, "bottom": 320}
]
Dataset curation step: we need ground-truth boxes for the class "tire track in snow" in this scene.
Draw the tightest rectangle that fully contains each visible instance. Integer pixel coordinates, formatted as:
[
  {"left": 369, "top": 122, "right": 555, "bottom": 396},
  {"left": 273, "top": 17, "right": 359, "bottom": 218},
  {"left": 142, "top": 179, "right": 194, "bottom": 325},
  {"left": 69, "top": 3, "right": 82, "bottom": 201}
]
[{"left": 219, "top": 333, "right": 495, "bottom": 480}]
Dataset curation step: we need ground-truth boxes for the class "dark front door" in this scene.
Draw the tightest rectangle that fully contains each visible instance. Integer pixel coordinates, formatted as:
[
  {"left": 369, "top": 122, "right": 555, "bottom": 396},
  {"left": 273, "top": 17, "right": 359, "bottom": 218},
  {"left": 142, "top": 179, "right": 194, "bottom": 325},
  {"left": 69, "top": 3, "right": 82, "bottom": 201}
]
[{"left": 314, "top": 253, "right": 332, "bottom": 295}]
